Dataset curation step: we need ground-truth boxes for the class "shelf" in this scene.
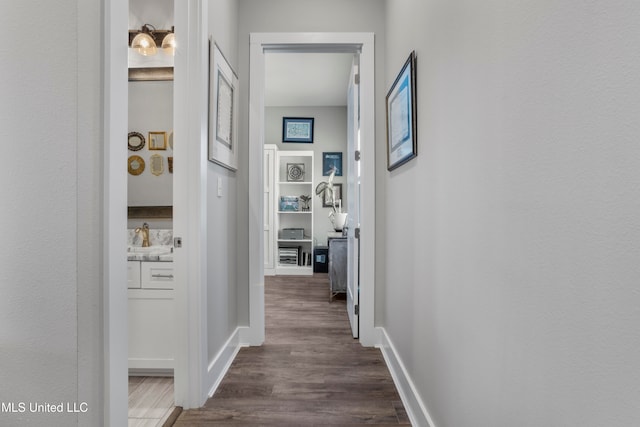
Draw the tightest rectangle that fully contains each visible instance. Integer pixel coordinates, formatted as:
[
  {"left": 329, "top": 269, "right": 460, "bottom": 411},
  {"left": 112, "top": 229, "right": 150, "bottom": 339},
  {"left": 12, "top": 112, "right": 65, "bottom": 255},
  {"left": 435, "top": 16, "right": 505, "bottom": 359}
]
[
  {"left": 276, "top": 265, "right": 313, "bottom": 276},
  {"left": 273, "top": 150, "right": 314, "bottom": 277}
]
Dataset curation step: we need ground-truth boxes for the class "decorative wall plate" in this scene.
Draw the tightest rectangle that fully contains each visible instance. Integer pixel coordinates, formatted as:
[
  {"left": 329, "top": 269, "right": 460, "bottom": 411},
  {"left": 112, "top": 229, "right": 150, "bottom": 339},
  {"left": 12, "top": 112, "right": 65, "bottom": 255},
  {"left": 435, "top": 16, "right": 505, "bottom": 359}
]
[
  {"left": 287, "top": 163, "right": 305, "bottom": 181},
  {"left": 128, "top": 155, "right": 145, "bottom": 175},
  {"left": 128, "top": 131, "right": 145, "bottom": 151},
  {"left": 150, "top": 154, "right": 164, "bottom": 176}
]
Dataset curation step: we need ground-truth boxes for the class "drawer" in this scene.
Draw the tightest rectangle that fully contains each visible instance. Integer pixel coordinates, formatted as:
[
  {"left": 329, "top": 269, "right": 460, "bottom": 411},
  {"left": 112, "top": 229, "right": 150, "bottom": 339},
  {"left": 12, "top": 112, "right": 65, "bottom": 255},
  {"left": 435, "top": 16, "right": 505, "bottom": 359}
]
[
  {"left": 127, "top": 261, "right": 141, "bottom": 289},
  {"left": 141, "top": 261, "right": 174, "bottom": 289}
]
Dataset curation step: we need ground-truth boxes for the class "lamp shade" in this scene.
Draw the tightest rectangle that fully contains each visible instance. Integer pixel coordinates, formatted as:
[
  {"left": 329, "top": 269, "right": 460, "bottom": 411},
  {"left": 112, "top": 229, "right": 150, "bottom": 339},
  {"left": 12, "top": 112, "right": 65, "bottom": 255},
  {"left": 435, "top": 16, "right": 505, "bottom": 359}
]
[
  {"left": 131, "top": 32, "right": 157, "bottom": 56},
  {"left": 161, "top": 33, "right": 176, "bottom": 56}
]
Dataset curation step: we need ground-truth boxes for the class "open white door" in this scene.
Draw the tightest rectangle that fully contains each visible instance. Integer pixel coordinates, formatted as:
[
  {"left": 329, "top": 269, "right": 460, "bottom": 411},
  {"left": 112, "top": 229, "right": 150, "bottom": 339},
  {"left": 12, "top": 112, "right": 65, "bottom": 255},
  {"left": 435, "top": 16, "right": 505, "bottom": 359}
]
[{"left": 346, "top": 57, "right": 360, "bottom": 338}]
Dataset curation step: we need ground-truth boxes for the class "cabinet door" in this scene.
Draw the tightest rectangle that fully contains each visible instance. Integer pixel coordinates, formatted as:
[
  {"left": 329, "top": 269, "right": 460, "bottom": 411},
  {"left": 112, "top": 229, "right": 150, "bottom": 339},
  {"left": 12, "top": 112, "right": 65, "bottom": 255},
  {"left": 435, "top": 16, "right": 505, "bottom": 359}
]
[
  {"left": 127, "top": 261, "right": 141, "bottom": 289},
  {"left": 141, "top": 262, "right": 174, "bottom": 289},
  {"left": 128, "top": 289, "right": 174, "bottom": 370}
]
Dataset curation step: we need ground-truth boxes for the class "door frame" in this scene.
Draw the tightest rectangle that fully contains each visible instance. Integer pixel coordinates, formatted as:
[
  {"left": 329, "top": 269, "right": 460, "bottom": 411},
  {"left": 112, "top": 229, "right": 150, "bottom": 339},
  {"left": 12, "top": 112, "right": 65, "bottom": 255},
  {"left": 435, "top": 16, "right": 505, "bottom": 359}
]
[
  {"left": 104, "top": 0, "right": 129, "bottom": 424},
  {"left": 246, "top": 32, "right": 377, "bottom": 347},
  {"left": 346, "top": 57, "right": 360, "bottom": 338},
  {"left": 103, "top": 0, "right": 196, "bottom": 422}
]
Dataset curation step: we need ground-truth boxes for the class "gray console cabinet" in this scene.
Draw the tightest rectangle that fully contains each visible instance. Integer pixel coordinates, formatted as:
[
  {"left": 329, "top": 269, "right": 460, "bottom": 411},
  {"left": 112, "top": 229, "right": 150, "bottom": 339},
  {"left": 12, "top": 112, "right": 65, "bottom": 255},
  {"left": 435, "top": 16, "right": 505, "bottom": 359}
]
[{"left": 328, "top": 238, "right": 347, "bottom": 301}]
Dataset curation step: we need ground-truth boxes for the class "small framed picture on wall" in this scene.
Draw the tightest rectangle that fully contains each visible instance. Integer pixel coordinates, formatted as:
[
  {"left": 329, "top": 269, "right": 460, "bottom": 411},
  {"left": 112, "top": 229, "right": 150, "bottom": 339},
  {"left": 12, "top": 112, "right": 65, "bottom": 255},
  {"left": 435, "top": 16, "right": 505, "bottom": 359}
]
[
  {"left": 322, "top": 152, "right": 343, "bottom": 176},
  {"left": 149, "top": 131, "right": 167, "bottom": 150},
  {"left": 208, "top": 40, "right": 239, "bottom": 171},
  {"left": 323, "top": 183, "right": 342, "bottom": 208},
  {"left": 283, "top": 117, "right": 314, "bottom": 143},
  {"left": 386, "top": 51, "right": 417, "bottom": 170},
  {"left": 286, "top": 163, "right": 305, "bottom": 182}
]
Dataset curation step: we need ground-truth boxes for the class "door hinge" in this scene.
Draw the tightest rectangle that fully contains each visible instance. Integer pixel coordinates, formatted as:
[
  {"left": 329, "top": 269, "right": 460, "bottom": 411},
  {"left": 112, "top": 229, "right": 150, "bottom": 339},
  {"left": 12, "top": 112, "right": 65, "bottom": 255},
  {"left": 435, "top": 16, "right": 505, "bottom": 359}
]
[
  {"left": 355, "top": 150, "right": 361, "bottom": 161},
  {"left": 355, "top": 304, "right": 359, "bottom": 315},
  {"left": 355, "top": 228, "right": 360, "bottom": 239},
  {"left": 354, "top": 73, "right": 360, "bottom": 85},
  {"left": 174, "top": 237, "right": 183, "bottom": 248}
]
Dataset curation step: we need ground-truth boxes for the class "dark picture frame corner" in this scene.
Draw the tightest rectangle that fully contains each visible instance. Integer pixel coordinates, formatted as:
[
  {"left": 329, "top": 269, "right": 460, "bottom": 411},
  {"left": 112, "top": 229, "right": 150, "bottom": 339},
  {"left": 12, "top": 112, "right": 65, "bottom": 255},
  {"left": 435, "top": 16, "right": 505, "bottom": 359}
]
[
  {"left": 282, "top": 117, "right": 314, "bottom": 143},
  {"left": 385, "top": 50, "right": 417, "bottom": 171}
]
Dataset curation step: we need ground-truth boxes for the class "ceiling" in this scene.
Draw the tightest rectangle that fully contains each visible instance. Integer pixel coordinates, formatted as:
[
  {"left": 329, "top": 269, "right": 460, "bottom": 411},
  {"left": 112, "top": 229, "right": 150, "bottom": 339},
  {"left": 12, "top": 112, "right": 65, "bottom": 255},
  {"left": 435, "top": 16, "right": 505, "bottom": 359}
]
[{"left": 264, "top": 52, "right": 354, "bottom": 107}]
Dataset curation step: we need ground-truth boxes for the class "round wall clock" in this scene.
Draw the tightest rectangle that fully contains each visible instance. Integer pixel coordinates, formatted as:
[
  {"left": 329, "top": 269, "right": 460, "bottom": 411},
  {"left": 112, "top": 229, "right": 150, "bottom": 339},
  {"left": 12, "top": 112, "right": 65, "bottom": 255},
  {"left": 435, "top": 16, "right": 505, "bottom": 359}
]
[
  {"left": 128, "top": 131, "right": 145, "bottom": 151},
  {"left": 128, "top": 155, "right": 145, "bottom": 175}
]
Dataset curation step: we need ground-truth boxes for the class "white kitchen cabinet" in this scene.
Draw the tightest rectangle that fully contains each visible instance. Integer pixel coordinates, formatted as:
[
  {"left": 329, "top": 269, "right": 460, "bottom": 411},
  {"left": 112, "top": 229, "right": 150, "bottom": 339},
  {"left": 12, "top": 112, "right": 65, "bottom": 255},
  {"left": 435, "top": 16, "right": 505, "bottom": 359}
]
[
  {"left": 128, "top": 261, "right": 175, "bottom": 372},
  {"left": 127, "top": 260, "right": 141, "bottom": 289},
  {"left": 141, "top": 261, "right": 174, "bottom": 289}
]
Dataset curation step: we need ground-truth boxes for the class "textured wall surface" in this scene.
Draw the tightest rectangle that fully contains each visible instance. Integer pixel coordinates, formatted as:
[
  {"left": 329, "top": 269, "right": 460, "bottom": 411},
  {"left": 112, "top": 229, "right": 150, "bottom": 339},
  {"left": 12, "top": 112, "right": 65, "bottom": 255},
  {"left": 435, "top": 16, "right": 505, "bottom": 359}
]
[
  {"left": 383, "top": 0, "right": 640, "bottom": 426},
  {"left": 0, "top": 1, "right": 99, "bottom": 426},
  {"left": 206, "top": 0, "right": 240, "bottom": 377}
]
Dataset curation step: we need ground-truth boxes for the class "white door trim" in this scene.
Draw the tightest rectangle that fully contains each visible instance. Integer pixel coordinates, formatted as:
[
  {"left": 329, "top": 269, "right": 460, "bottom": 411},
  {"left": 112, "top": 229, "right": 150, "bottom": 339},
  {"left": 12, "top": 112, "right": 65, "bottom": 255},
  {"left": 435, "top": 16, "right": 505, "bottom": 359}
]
[
  {"left": 103, "top": 0, "right": 200, "bottom": 422},
  {"left": 246, "top": 32, "right": 378, "bottom": 347},
  {"left": 103, "top": 0, "right": 129, "bottom": 424},
  {"left": 172, "top": 0, "right": 209, "bottom": 408}
]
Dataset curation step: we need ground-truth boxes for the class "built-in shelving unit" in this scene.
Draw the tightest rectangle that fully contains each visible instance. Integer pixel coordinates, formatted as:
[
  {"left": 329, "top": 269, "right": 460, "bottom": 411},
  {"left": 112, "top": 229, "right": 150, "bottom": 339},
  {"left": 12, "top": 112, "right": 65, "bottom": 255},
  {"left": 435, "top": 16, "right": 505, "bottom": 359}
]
[{"left": 276, "top": 150, "right": 314, "bottom": 275}]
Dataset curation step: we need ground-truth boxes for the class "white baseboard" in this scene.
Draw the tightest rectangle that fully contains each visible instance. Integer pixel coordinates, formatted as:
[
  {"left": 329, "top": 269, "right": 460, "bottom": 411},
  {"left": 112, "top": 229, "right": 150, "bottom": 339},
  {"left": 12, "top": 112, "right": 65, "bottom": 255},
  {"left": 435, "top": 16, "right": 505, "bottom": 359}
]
[
  {"left": 206, "top": 327, "right": 244, "bottom": 397},
  {"left": 377, "top": 327, "right": 436, "bottom": 427}
]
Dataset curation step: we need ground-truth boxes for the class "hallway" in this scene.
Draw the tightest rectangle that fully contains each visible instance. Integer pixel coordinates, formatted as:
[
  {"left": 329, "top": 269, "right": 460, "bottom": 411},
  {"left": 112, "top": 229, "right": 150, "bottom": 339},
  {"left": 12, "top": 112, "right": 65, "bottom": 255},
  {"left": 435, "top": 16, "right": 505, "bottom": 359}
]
[{"left": 173, "top": 274, "right": 409, "bottom": 425}]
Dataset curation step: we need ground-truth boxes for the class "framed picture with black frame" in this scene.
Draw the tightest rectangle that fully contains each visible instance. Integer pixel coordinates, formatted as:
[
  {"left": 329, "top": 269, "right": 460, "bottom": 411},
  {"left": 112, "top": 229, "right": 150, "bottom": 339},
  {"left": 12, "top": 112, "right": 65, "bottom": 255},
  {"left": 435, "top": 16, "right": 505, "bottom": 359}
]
[
  {"left": 322, "top": 152, "right": 343, "bottom": 176},
  {"left": 323, "top": 183, "right": 342, "bottom": 208},
  {"left": 385, "top": 51, "right": 417, "bottom": 171},
  {"left": 283, "top": 117, "right": 314, "bottom": 143}
]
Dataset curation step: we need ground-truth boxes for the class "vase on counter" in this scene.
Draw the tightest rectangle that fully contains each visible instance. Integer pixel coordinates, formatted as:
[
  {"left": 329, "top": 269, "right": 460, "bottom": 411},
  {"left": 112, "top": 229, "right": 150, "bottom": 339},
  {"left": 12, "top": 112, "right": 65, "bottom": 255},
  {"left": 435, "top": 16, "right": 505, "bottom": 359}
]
[{"left": 329, "top": 212, "right": 348, "bottom": 232}]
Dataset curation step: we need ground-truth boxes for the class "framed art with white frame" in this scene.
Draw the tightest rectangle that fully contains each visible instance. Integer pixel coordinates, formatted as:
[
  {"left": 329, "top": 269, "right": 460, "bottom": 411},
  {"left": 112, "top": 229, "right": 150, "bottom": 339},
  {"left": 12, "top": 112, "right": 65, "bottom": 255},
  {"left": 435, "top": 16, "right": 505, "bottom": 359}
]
[{"left": 208, "top": 40, "right": 239, "bottom": 171}]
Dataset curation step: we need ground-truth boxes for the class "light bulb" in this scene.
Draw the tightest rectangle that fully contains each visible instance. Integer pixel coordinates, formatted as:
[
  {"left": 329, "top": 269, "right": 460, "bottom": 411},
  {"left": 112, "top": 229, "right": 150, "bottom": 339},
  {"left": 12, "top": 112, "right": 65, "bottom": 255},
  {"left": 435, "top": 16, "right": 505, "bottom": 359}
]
[
  {"left": 131, "top": 32, "right": 157, "bottom": 56},
  {"left": 162, "top": 33, "right": 176, "bottom": 56}
]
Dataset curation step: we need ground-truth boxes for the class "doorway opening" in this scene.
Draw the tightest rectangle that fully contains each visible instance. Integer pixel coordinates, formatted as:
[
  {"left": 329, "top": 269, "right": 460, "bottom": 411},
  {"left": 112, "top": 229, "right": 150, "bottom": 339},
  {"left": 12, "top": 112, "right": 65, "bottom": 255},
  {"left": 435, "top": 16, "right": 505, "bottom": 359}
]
[
  {"left": 262, "top": 50, "right": 358, "bottom": 335},
  {"left": 248, "top": 33, "right": 377, "bottom": 347}
]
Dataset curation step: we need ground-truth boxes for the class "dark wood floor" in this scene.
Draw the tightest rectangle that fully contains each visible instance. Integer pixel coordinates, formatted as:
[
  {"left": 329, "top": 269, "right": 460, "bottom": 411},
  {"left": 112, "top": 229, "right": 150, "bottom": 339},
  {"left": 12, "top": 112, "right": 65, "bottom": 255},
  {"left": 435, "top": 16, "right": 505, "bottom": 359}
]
[{"left": 173, "top": 274, "right": 410, "bottom": 426}]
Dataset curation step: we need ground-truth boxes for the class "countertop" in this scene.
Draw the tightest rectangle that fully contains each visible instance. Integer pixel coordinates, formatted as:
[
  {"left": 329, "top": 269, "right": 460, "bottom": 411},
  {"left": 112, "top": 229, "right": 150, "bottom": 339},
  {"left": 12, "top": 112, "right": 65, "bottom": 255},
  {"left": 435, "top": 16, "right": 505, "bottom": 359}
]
[{"left": 127, "top": 246, "right": 174, "bottom": 262}]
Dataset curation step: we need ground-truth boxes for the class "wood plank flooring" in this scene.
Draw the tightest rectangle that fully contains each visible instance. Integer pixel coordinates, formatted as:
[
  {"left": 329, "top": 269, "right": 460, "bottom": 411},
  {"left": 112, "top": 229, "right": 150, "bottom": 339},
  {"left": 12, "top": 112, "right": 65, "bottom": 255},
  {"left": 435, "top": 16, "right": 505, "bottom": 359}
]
[
  {"left": 173, "top": 274, "right": 410, "bottom": 426},
  {"left": 129, "top": 376, "right": 175, "bottom": 426}
]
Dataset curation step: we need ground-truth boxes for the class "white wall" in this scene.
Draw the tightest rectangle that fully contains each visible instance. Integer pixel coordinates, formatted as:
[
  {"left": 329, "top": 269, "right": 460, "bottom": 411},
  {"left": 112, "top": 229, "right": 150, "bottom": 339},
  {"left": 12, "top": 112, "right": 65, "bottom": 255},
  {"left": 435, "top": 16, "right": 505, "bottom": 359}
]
[
  {"left": 0, "top": 1, "right": 103, "bottom": 426},
  {"left": 383, "top": 1, "right": 640, "bottom": 426},
  {"left": 206, "top": 0, "right": 240, "bottom": 379},
  {"left": 237, "top": 0, "right": 386, "bottom": 325},
  {"left": 265, "top": 106, "right": 348, "bottom": 246},
  {"left": 130, "top": 0, "right": 174, "bottom": 30}
]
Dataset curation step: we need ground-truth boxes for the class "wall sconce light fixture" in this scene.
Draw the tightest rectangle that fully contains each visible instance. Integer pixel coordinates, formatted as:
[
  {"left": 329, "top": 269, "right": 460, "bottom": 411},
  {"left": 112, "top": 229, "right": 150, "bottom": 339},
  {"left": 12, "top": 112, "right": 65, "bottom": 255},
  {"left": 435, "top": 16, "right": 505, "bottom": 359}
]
[
  {"left": 161, "top": 29, "right": 176, "bottom": 56},
  {"left": 129, "top": 25, "right": 175, "bottom": 56}
]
